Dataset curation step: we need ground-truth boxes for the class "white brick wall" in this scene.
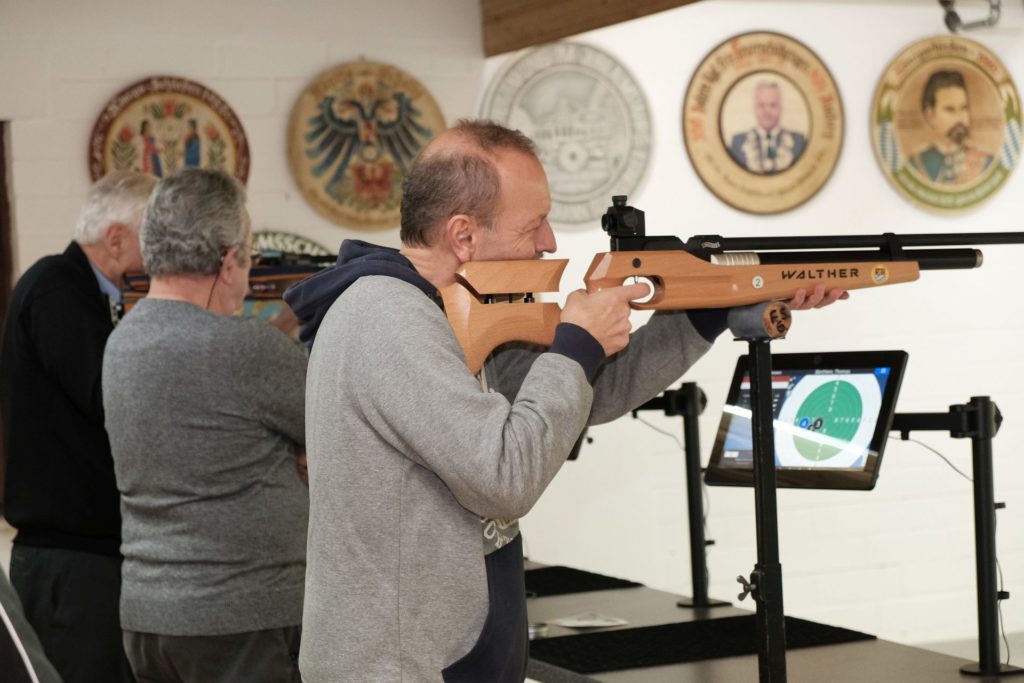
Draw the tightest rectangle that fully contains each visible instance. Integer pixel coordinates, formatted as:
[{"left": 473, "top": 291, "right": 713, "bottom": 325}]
[
  {"left": 1, "top": 0, "right": 1022, "bottom": 655},
  {"left": 511, "top": 0, "right": 1024, "bottom": 651},
  {"left": 0, "top": 0, "right": 484, "bottom": 272}
]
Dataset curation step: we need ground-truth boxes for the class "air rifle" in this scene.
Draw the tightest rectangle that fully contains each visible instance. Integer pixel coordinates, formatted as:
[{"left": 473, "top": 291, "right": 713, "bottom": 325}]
[
  {"left": 120, "top": 251, "right": 336, "bottom": 316},
  {"left": 440, "top": 195, "right": 1024, "bottom": 373}
]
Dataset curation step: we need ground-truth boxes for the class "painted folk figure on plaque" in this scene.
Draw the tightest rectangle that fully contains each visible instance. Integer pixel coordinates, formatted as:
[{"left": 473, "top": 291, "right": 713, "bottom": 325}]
[{"left": 89, "top": 76, "right": 250, "bottom": 183}]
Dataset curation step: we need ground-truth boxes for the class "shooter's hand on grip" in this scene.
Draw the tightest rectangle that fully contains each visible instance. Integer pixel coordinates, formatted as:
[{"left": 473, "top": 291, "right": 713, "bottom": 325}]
[
  {"left": 561, "top": 282, "right": 651, "bottom": 357},
  {"left": 786, "top": 283, "right": 849, "bottom": 310}
]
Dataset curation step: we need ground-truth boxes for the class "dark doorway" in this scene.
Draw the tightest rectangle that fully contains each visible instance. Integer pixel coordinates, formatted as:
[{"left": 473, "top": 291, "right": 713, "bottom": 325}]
[
  {"left": 0, "top": 122, "right": 11, "bottom": 504},
  {"left": 0, "top": 123, "right": 11, "bottom": 334}
]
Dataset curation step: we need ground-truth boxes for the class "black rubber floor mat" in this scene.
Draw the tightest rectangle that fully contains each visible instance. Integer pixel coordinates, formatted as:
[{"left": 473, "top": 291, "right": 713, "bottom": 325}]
[
  {"left": 529, "top": 615, "right": 875, "bottom": 673},
  {"left": 525, "top": 566, "right": 642, "bottom": 598}
]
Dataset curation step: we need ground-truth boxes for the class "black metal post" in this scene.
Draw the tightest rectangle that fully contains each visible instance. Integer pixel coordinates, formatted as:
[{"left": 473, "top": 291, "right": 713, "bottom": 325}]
[
  {"left": 891, "top": 399, "right": 1022, "bottom": 677},
  {"left": 681, "top": 382, "right": 711, "bottom": 608},
  {"left": 747, "top": 339, "right": 787, "bottom": 682},
  {"left": 633, "top": 384, "right": 729, "bottom": 609},
  {"left": 971, "top": 397, "right": 1000, "bottom": 675},
  {"left": 960, "top": 397, "right": 1021, "bottom": 677}
]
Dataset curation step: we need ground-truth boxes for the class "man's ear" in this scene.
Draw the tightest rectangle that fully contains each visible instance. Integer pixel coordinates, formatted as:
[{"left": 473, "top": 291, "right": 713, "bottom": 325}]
[
  {"left": 444, "top": 214, "right": 482, "bottom": 263},
  {"left": 219, "top": 245, "right": 242, "bottom": 284},
  {"left": 102, "top": 222, "right": 128, "bottom": 257}
]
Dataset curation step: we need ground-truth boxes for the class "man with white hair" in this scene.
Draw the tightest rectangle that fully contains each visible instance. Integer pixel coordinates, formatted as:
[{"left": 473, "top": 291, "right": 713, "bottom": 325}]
[
  {"left": 103, "top": 168, "right": 308, "bottom": 682},
  {"left": 728, "top": 81, "right": 807, "bottom": 175},
  {"left": 0, "top": 170, "right": 157, "bottom": 683}
]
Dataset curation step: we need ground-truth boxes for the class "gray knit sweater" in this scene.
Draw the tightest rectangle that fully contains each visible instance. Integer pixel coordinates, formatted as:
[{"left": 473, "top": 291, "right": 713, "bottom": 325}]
[
  {"left": 299, "top": 274, "right": 714, "bottom": 682},
  {"left": 102, "top": 298, "right": 308, "bottom": 636}
]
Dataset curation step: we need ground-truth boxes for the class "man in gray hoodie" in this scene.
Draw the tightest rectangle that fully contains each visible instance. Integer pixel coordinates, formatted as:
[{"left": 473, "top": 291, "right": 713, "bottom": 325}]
[{"left": 287, "top": 120, "right": 843, "bottom": 683}]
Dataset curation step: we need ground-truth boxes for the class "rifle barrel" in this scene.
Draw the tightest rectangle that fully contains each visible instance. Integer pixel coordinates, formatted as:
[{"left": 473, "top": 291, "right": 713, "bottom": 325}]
[
  {"left": 750, "top": 248, "right": 982, "bottom": 270},
  {"left": 692, "top": 232, "right": 1024, "bottom": 251}
]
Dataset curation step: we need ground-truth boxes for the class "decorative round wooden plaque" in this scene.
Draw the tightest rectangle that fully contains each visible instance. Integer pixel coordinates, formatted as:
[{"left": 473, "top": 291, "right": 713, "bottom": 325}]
[
  {"left": 871, "top": 35, "right": 1021, "bottom": 213},
  {"left": 480, "top": 41, "right": 652, "bottom": 225},
  {"left": 88, "top": 76, "right": 249, "bottom": 183},
  {"left": 287, "top": 61, "right": 446, "bottom": 230},
  {"left": 682, "top": 32, "right": 844, "bottom": 214}
]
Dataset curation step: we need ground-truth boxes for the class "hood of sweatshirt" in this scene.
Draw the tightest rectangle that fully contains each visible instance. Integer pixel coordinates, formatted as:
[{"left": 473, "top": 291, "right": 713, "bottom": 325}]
[{"left": 283, "top": 240, "right": 436, "bottom": 348}]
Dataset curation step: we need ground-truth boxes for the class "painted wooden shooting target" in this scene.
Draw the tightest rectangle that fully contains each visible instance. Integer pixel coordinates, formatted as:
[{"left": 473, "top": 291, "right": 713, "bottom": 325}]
[
  {"left": 288, "top": 61, "right": 446, "bottom": 230},
  {"left": 683, "top": 32, "right": 844, "bottom": 214}
]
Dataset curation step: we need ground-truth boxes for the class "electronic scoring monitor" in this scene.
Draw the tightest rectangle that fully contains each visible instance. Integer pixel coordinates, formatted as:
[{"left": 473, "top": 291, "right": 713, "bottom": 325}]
[{"left": 704, "top": 350, "right": 908, "bottom": 490}]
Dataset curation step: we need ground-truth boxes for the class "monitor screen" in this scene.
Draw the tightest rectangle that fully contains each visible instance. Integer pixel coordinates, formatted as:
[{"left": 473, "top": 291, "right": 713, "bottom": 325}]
[{"left": 704, "top": 351, "right": 908, "bottom": 490}]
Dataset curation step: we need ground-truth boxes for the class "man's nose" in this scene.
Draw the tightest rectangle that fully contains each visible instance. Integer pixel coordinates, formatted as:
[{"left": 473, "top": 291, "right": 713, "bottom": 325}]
[{"left": 536, "top": 222, "right": 557, "bottom": 254}]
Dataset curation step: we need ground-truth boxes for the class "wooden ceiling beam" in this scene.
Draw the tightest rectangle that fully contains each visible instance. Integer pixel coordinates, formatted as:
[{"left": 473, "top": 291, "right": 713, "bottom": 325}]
[{"left": 481, "top": 0, "right": 703, "bottom": 57}]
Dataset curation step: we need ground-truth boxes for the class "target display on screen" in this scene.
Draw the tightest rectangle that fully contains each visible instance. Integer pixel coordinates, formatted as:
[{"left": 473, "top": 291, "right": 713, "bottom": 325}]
[{"left": 705, "top": 351, "right": 907, "bottom": 490}]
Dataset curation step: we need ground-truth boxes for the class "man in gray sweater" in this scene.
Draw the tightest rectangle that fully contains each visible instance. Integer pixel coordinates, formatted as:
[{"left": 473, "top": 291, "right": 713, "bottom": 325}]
[
  {"left": 286, "top": 120, "right": 844, "bottom": 683},
  {"left": 103, "top": 169, "right": 309, "bottom": 682}
]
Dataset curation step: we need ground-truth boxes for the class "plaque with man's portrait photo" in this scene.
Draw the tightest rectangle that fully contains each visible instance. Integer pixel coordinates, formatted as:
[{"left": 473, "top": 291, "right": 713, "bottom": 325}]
[
  {"left": 682, "top": 32, "right": 844, "bottom": 215},
  {"left": 88, "top": 76, "right": 250, "bottom": 183},
  {"left": 871, "top": 36, "right": 1021, "bottom": 213},
  {"left": 287, "top": 61, "right": 446, "bottom": 230}
]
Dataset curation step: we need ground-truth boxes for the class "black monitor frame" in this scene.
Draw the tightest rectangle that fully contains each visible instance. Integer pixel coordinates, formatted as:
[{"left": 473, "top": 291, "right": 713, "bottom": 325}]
[{"left": 705, "top": 350, "right": 908, "bottom": 490}]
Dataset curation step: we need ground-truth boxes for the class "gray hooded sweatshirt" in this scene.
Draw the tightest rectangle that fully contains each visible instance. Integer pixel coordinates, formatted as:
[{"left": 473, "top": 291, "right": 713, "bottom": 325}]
[{"left": 288, "top": 240, "right": 724, "bottom": 682}]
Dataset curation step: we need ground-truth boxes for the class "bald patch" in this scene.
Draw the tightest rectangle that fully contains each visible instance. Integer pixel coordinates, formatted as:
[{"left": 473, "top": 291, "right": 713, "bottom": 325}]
[{"left": 419, "top": 129, "right": 492, "bottom": 164}]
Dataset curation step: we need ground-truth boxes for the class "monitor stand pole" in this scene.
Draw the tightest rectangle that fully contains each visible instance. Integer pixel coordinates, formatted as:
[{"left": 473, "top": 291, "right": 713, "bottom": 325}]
[
  {"left": 891, "top": 398, "right": 1023, "bottom": 677},
  {"left": 633, "top": 382, "right": 730, "bottom": 609},
  {"left": 741, "top": 337, "right": 788, "bottom": 683}
]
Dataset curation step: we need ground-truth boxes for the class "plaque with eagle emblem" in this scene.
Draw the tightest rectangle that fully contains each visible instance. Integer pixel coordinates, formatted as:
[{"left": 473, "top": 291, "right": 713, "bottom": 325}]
[{"left": 287, "top": 61, "right": 446, "bottom": 230}]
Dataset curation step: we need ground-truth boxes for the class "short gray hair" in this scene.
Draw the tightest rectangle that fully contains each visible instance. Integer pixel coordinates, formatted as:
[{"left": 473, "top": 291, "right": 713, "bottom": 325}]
[
  {"left": 141, "top": 169, "right": 248, "bottom": 277},
  {"left": 400, "top": 119, "right": 537, "bottom": 248},
  {"left": 71, "top": 171, "right": 157, "bottom": 245}
]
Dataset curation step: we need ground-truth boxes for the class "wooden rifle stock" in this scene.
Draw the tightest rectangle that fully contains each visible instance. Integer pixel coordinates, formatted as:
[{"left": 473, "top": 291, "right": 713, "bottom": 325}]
[
  {"left": 439, "top": 260, "right": 567, "bottom": 374},
  {"left": 583, "top": 250, "right": 920, "bottom": 308},
  {"left": 440, "top": 195, "right": 1023, "bottom": 374},
  {"left": 442, "top": 251, "right": 923, "bottom": 373}
]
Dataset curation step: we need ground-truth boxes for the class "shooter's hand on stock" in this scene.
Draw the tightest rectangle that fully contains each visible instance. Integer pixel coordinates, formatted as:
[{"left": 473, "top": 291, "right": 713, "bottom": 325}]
[
  {"left": 561, "top": 281, "right": 652, "bottom": 357},
  {"left": 786, "top": 283, "right": 850, "bottom": 310}
]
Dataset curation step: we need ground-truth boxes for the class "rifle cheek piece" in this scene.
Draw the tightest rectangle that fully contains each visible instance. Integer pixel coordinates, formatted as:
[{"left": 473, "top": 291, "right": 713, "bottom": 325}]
[{"left": 440, "top": 259, "right": 569, "bottom": 374}]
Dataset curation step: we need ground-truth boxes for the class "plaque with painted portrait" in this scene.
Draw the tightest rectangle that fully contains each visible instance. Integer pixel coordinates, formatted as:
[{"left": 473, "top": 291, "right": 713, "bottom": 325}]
[
  {"left": 287, "top": 61, "right": 446, "bottom": 230},
  {"left": 88, "top": 76, "right": 249, "bottom": 183},
  {"left": 683, "top": 32, "right": 844, "bottom": 214},
  {"left": 871, "top": 35, "right": 1021, "bottom": 212}
]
